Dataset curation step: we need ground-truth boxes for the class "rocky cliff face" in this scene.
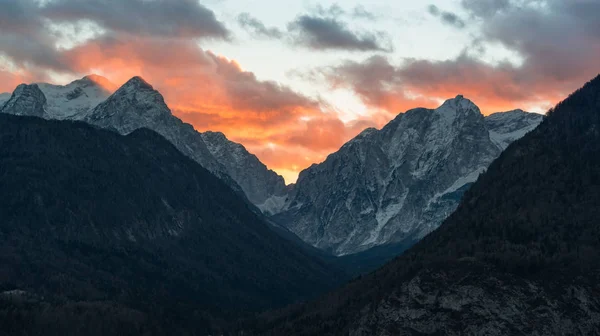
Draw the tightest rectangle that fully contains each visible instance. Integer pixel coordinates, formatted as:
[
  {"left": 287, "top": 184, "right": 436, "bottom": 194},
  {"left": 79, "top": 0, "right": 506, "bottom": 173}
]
[
  {"left": 0, "top": 84, "right": 47, "bottom": 117},
  {"left": 201, "top": 131, "right": 288, "bottom": 213},
  {"left": 273, "top": 97, "right": 543, "bottom": 255},
  {"left": 486, "top": 109, "right": 544, "bottom": 150}
]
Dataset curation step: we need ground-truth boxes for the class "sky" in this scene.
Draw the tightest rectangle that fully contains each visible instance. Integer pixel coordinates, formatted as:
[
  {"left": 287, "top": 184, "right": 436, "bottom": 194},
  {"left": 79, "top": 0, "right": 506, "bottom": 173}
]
[{"left": 1, "top": 0, "right": 600, "bottom": 183}]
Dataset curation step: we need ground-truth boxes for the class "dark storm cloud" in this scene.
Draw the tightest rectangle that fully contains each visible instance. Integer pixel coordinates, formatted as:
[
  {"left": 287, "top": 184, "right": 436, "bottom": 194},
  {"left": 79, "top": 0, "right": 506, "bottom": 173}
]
[
  {"left": 288, "top": 15, "right": 392, "bottom": 52},
  {"left": 42, "top": 0, "right": 230, "bottom": 39},
  {"left": 428, "top": 5, "right": 466, "bottom": 29},
  {"left": 237, "top": 13, "right": 283, "bottom": 39}
]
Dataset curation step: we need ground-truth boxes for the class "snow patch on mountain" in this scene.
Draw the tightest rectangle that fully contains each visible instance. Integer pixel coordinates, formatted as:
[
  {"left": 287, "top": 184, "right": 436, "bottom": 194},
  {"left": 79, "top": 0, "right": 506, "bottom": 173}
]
[
  {"left": 486, "top": 110, "right": 544, "bottom": 150},
  {"left": 37, "top": 75, "right": 114, "bottom": 120}
]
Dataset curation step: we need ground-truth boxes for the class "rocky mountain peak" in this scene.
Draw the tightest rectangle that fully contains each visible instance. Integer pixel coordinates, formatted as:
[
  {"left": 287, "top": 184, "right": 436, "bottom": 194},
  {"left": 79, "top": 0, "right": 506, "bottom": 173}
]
[
  {"left": 85, "top": 76, "right": 173, "bottom": 131},
  {"left": 435, "top": 94, "right": 481, "bottom": 121},
  {"left": 0, "top": 84, "right": 47, "bottom": 117},
  {"left": 121, "top": 76, "right": 154, "bottom": 91}
]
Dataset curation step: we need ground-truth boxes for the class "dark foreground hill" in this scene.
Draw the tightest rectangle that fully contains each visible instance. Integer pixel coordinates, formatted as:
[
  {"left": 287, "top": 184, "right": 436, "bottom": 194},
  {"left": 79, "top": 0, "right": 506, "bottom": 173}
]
[
  {"left": 0, "top": 114, "right": 343, "bottom": 335},
  {"left": 240, "top": 76, "right": 600, "bottom": 335}
]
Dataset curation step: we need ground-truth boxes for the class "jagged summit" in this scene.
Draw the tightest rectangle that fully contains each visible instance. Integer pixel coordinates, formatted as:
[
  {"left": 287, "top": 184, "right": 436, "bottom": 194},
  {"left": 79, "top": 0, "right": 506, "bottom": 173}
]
[
  {"left": 80, "top": 76, "right": 287, "bottom": 207},
  {"left": 434, "top": 94, "right": 481, "bottom": 120},
  {"left": 120, "top": 76, "right": 154, "bottom": 91},
  {"left": 0, "top": 84, "right": 47, "bottom": 117}
]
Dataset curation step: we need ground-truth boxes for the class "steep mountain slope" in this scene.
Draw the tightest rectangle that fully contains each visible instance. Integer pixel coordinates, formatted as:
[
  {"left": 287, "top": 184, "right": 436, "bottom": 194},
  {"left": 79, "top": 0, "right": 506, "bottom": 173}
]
[
  {"left": 247, "top": 75, "right": 600, "bottom": 335},
  {"left": 0, "top": 113, "right": 342, "bottom": 334},
  {"left": 274, "top": 96, "right": 542, "bottom": 255},
  {"left": 201, "top": 131, "right": 289, "bottom": 214}
]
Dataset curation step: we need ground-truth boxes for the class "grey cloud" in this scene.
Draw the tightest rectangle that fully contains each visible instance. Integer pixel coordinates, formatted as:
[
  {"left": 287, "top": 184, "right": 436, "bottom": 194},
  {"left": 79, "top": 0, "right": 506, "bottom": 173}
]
[
  {"left": 0, "top": 0, "right": 230, "bottom": 80},
  {"left": 313, "top": 4, "right": 346, "bottom": 17},
  {"left": 461, "top": 0, "right": 510, "bottom": 18},
  {"left": 462, "top": 0, "right": 600, "bottom": 83},
  {"left": 0, "top": 0, "right": 70, "bottom": 72},
  {"left": 288, "top": 15, "right": 392, "bottom": 52},
  {"left": 428, "top": 5, "right": 466, "bottom": 29},
  {"left": 352, "top": 5, "right": 377, "bottom": 21},
  {"left": 237, "top": 13, "right": 283, "bottom": 39},
  {"left": 42, "top": 0, "right": 230, "bottom": 39}
]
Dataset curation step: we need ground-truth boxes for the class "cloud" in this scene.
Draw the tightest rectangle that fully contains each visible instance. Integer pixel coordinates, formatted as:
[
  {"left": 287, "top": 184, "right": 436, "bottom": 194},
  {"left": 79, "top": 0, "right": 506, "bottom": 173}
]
[
  {"left": 288, "top": 15, "right": 392, "bottom": 52},
  {"left": 315, "top": 55, "right": 439, "bottom": 114},
  {"left": 461, "top": 0, "right": 510, "bottom": 18},
  {"left": 314, "top": 0, "right": 600, "bottom": 116},
  {"left": 57, "top": 35, "right": 367, "bottom": 183},
  {"left": 461, "top": 0, "right": 600, "bottom": 100},
  {"left": 42, "top": 0, "right": 230, "bottom": 39},
  {"left": 0, "top": 0, "right": 372, "bottom": 183},
  {"left": 352, "top": 5, "right": 377, "bottom": 21},
  {"left": 317, "top": 53, "right": 576, "bottom": 115},
  {"left": 428, "top": 5, "right": 466, "bottom": 29},
  {"left": 237, "top": 13, "right": 283, "bottom": 39}
]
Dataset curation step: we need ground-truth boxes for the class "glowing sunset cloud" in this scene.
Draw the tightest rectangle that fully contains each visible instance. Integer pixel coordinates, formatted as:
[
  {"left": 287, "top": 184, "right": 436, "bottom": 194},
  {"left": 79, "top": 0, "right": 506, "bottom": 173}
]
[{"left": 1, "top": 0, "right": 599, "bottom": 182}]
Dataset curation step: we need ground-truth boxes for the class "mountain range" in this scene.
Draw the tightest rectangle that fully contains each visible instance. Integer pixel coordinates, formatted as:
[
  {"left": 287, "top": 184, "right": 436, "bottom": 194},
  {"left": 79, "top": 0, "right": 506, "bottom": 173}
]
[
  {"left": 244, "top": 75, "right": 600, "bottom": 335},
  {"left": 0, "top": 77, "right": 543, "bottom": 259},
  {"left": 0, "top": 76, "right": 287, "bottom": 211},
  {"left": 272, "top": 96, "right": 543, "bottom": 255},
  {"left": 2, "top": 70, "right": 599, "bottom": 335}
]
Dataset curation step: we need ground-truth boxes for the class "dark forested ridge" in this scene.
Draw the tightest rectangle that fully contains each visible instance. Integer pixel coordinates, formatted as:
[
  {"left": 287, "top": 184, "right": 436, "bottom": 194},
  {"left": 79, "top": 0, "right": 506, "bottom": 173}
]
[
  {"left": 241, "top": 76, "right": 600, "bottom": 335},
  {"left": 0, "top": 113, "right": 344, "bottom": 335}
]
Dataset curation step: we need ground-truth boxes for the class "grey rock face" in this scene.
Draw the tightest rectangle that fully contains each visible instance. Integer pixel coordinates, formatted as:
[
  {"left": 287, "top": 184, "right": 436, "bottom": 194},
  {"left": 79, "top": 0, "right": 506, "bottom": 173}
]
[
  {"left": 486, "top": 109, "right": 544, "bottom": 150},
  {"left": 201, "top": 131, "right": 288, "bottom": 214},
  {"left": 0, "top": 84, "right": 47, "bottom": 117},
  {"left": 273, "top": 97, "right": 543, "bottom": 255}
]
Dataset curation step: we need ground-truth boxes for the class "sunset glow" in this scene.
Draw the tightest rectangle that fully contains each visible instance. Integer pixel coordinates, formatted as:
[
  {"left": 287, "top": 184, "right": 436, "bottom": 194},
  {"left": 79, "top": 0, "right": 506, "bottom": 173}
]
[{"left": 1, "top": 0, "right": 599, "bottom": 183}]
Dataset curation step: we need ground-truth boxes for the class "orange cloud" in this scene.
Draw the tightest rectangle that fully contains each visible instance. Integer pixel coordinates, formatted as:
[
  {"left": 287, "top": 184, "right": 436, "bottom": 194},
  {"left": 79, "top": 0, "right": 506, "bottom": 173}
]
[
  {"left": 58, "top": 36, "right": 364, "bottom": 183},
  {"left": 320, "top": 54, "right": 591, "bottom": 116},
  {"left": 0, "top": 69, "right": 37, "bottom": 94}
]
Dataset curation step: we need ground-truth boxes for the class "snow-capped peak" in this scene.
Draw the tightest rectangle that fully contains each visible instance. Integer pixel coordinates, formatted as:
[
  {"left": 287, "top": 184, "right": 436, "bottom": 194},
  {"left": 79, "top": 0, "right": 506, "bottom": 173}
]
[
  {"left": 435, "top": 95, "right": 480, "bottom": 120},
  {"left": 119, "top": 76, "right": 154, "bottom": 92},
  {"left": 85, "top": 76, "right": 172, "bottom": 129},
  {"left": 31, "top": 75, "right": 115, "bottom": 120}
]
